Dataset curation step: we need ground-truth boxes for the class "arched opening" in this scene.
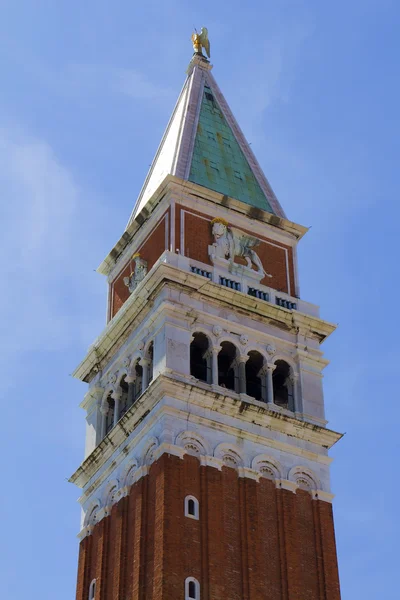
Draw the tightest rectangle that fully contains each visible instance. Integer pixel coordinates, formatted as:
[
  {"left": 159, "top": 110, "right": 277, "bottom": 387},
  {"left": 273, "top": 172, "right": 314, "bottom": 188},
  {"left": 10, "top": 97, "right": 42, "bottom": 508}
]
[
  {"left": 118, "top": 376, "right": 129, "bottom": 419},
  {"left": 190, "top": 333, "right": 211, "bottom": 383},
  {"left": 245, "top": 351, "right": 265, "bottom": 400},
  {"left": 185, "top": 577, "right": 200, "bottom": 600},
  {"left": 272, "top": 360, "right": 293, "bottom": 410},
  {"left": 104, "top": 394, "right": 115, "bottom": 434},
  {"left": 185, "top": 495, "right": 199, "bottom": 520},
  {"left": 133, "top": 360, "right": 143, "bottom": 401},
  {"left": 89, "top": 579, "right": 96, "bottom": 600},
  {"left": 218, "top": 342, "right": 238, "bottom": 391},
  {"left": 147, "top": 342, "right": 154, "bottom": 383}
]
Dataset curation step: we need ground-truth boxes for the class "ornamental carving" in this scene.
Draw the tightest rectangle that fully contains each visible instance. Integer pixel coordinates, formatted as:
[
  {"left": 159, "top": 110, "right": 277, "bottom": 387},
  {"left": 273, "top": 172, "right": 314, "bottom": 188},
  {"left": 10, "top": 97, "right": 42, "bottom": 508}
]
[
  {"left": 108, "top": 372, "right": 117, "bottom": 385},
  {"left": 123, "top": 254, "right": 148, "bottom": 294},
  {"left": 213, "top": 325, "right": 223, "bottom": 337},
  {"left": 239, "top": 334, "right": 248, "bottom": 346},
  {"left": 209, "top": 218, "right": 272, "bottom": 280},
  {"left": 266, "top": 343, "right": 276, "bottom": 356}
]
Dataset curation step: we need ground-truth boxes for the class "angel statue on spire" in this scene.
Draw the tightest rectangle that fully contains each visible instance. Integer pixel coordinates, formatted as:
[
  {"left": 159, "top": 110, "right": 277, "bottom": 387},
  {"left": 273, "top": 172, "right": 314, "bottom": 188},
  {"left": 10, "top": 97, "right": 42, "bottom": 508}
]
[{"left": 191, "top": 27, "right": 210, "bottom": 58}]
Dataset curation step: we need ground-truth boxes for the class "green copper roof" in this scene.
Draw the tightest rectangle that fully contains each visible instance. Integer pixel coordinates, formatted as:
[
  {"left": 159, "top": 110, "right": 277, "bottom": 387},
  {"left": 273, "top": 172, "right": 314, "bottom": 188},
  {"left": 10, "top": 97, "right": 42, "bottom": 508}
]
[{"left": 188, "top": 86, "right": 274, "bottom": 213}]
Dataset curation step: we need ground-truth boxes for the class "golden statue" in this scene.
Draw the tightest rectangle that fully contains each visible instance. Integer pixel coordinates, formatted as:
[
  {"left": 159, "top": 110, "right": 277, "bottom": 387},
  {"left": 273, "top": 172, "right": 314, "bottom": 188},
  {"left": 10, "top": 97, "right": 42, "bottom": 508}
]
[{"left": 191, "top": 27, "right": 210, "bottom": 58}]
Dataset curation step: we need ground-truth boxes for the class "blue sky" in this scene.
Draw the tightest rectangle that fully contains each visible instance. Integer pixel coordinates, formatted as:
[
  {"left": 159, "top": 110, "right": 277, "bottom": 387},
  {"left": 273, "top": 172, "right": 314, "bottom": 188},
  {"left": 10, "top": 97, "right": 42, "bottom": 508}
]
[{"left": 1, "top": 1, "right": 399, "bottom": 598}]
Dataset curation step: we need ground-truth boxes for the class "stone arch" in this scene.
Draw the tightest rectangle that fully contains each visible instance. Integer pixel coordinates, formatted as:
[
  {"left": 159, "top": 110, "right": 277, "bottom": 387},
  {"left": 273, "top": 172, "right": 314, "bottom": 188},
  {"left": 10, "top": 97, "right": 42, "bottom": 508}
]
[
  {"left": 190, "top": 331, "right": 212, "bottom": 383},
  {"left": 103, "top": 479, "right": 121, "bottom": 508},
  {"left": 214, "top": 443, "right": 245, "bottom": 468},
  {"left": 120, "top": 460, "right": 139, "bottom": 488},
  {"left": 141, "top": 436, "right": 159, "bottom": 466},
  {"left": 190, "top": 324, "right": 213, "bottom": 340},
  {"left": 217, "top": 340, "right": 240, "bottom": 391},
  {"left": 175, "top": 430, "right": 211, "bottom": 457},
  {"left": 215, "top": 334, "right": 240, "bottom": 350},
  {"left": 143, "top": 339, "right": 154, "bottom": 360},
  {"left": 272, "top": 353, "right": 298, "bottom": 373},
  {"left": 272, "top": 357, "right": 298, "bottom": 411},
  {"left": 116, "top": 370, "right": 129, "bottom": 387},
  {"left": 84, "top": 500, "right": 101, "bottom": 527},
  {"left": 245, "top": 349, "right": 266, "bottom": 400},
  {"left": 252, "top": 454, "right": 283, "bottom": 480},
  {"left": 288, "top": 466, "right": 321, "bottom": 491},
  {"left": 101, "top": 386, "right": 117, "bottom": 408},
  {"left": 127, "top": 353, "right": 144, "bottom": 379}
]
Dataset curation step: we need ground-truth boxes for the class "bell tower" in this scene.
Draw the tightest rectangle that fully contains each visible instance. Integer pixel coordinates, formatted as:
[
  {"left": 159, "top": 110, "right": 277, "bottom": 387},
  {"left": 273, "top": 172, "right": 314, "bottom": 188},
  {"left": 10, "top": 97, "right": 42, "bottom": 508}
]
[{"left": 71, "top": 33, "right": 342, "bottom": 600}]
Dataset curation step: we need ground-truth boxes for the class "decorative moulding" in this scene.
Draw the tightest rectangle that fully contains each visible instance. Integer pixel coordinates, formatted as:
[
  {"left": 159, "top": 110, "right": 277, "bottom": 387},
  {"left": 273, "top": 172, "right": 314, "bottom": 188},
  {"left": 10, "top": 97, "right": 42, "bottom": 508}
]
[{"left": 77, "top": 446, "right": 335, "bottom": 539}]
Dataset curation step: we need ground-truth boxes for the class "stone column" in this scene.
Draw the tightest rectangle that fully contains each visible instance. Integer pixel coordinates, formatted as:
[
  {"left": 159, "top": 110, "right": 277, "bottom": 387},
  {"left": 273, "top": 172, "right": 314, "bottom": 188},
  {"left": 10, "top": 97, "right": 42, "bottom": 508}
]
[
  {"left": 126, "top": 374, "right": 136, "bottom": 405},
  {"left": 257, "top": 366, "right": 268, "bottom": 402},
  {"left": 140, "top": 358, "right": 151, "bottom": 393},
  {"left": 238, "top": 355, "right": 249, "bottom": 395},
  {"left": 112, "top": 391, "right": 122, "bottom": 427},
  {"left": 289, "top": 372, "right": 299, "bottom": 412},
  {"left": 266, "top": 363, "right": 276, "bottom": 406},
  {"left": 100, "top": 404, "right": 108, "bottom": 440},
  {"left": 211, "top": 345, "right": 220, "bottom": 385}
]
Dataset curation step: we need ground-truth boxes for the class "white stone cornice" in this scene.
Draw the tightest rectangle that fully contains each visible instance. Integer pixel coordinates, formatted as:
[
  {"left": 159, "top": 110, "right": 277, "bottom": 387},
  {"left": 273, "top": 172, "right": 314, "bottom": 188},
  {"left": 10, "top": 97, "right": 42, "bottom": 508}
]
[
  {"left": 238, "top": 467, "right": 261, "bottom": 481},
  {"left": 80, "top": 386, "right": 103, "bottom": 411},
  {"left": 312, "top": 490, "right": 335, "bottom": 503},
  {"left": 77, "top": 525, "right": 93, "bottom": 541},
  {"left": 278, "top": 479, "right": 298, "bottom": 493},
  {"left": 200, "top": 455, "right": 223, "bottom": 470},
  {"left": 76, "top": 455, "right": 337, "bottom": 537},
  {"left": 70, "top": 374, "right": 342, "bottom": 492},
  {"left": 153, "top": 442, "right": 185, "bottom": 461}
]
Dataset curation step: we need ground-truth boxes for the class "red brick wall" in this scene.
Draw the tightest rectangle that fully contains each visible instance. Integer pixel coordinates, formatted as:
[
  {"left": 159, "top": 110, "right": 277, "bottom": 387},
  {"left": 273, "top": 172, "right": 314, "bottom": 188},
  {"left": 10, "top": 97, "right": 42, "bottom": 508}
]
[
  {"left": 110, "top": 211, "right": 169, "bottom": 319},
  {"left": 176, "top": 205, "right": 296, "bottom": 294},
  {"left": 76, "top": 454, "right": 341, "bottom": 600}
]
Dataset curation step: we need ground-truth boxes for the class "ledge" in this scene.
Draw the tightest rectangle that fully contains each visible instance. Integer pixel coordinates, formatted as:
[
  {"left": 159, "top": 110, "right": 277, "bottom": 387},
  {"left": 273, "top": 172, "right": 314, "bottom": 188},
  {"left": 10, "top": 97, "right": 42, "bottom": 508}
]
[
  {"left": 69, "top": 374, "right": 343, "bottom": 490},
  {"left": 97, "top": 175, "right": 308, "bottom": 276},
  {"left": 73, "top": 252, "right": 336, "bottom": 383}
]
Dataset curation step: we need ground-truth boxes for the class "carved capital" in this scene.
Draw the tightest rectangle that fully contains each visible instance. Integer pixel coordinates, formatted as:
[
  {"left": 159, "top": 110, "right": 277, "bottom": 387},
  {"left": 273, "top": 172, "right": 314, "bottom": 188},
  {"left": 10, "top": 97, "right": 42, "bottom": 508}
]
[
  {"left": 139, "top": 357, "right": 151, "bottom": 368},
  {"left": 238, "top": 354, "right": 250, "bottom": 364}
]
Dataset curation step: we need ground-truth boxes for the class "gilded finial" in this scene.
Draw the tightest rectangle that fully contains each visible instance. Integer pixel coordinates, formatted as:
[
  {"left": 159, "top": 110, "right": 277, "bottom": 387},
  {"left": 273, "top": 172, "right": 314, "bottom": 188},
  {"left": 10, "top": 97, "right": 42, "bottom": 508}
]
[{"left": 191, "top": 27, "right": 210, "bottom": 59}]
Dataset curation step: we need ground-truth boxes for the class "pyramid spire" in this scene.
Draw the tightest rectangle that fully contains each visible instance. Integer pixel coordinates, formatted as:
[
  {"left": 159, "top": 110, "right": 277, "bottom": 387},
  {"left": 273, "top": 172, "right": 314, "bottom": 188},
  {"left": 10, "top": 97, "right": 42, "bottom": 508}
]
[{"left": 127, "top": 46, "right": 286, "bottom": 227}]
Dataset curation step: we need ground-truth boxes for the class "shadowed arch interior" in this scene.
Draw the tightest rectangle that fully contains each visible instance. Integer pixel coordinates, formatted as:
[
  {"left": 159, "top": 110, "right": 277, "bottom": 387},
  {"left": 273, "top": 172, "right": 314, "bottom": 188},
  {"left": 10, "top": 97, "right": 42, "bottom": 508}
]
[
  {"left": 190, "top": 332, "right": 211, "bottom": 382},
  {"left": 272, "top": 360, "right": 293, "bottom": 410},
  {"left": 245, "top": 350, "right": 264, "bottom": 400},
  {"left": 218, "top": 341, "right": 237, "bottom": 391}
]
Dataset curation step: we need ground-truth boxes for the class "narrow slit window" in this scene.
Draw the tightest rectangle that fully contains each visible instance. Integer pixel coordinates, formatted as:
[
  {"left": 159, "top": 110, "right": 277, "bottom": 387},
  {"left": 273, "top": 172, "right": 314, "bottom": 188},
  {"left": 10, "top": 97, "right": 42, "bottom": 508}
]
[{"left": 234, "top": 170, "right": 243, "bottom": 180}]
